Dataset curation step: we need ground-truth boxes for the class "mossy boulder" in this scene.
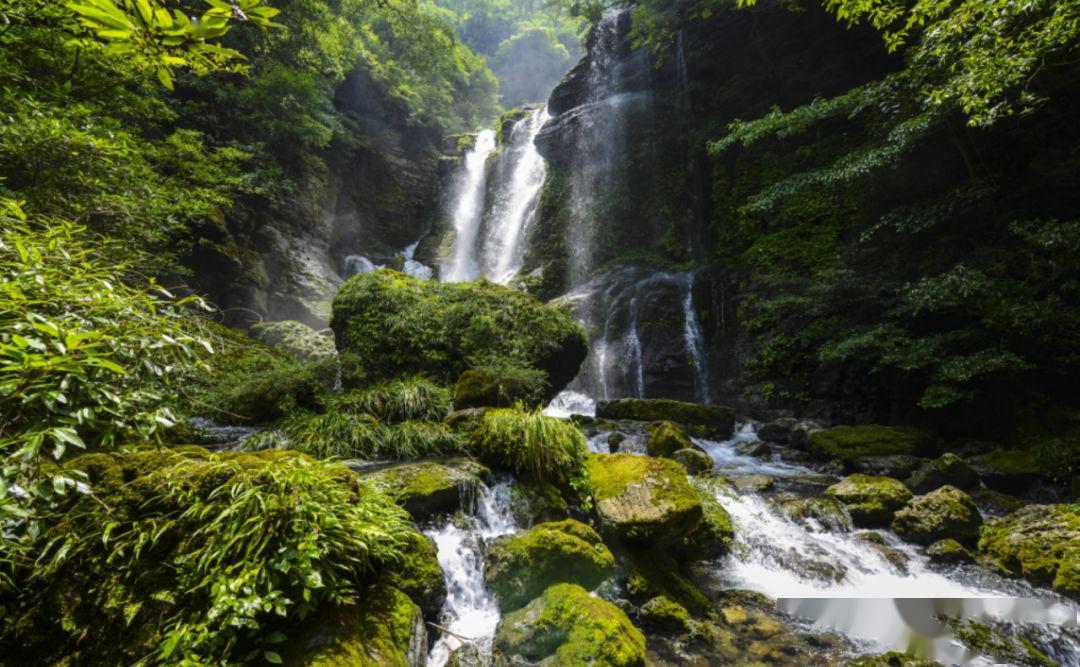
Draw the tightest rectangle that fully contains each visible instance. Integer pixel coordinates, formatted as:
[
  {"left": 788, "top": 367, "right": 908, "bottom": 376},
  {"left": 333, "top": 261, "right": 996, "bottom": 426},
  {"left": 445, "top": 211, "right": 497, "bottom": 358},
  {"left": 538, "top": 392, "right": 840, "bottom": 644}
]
[
  {"left": 595, "top": 398, "right": 735, "bottom": 439},
  {"left": 968, "top": 450, "right": 1044, "bottom": 492},
  {"left": 331, "top": 270, "right": 587, "bottom": 400},
  {"left": 757, "top": 417, "right": 798, "bottom": 444},
  {"left": 452, "top": 368, "right": 544, "bottom": 409},
  {"left": 290, "top": 585, "right": 426, "bottom": 667},
  {"left": 672, "top": 448, "right": 714, "bottom": 474},
  {"left": 905, "top": 453, "right": 977, "bottom": 494},
  {"left": 926, "top": 538, "right": 975, "bottom": 564},
  {"left": 971, "top": 487, "right": 1030, "bottom": 516},
  {"left": 645, "top": 420, "right": 695, "bottom": 457},
  {"left": 808, "top": 425, "right": 934, "bottom": 463},
  {"left": 384, "top": 531, "right": 447, "bottom": 620},
  {"left": 892, "top": 485, "right": 982, "bottom": 545},
  {"left": 978, "top": 504, "right": 1080, "bottom": 599},
  {"left": 850, "top": 454, "right": 926, "bottom": 479},
  {"left": 638, "top": 596, "right": 690, "bottom": 632},
  {"left": 775, "top": 495, "right": 853, "bottom": 533},
  {"left": 847, "top": 652, "right": 942, "bottom": 667},
  {"left": 357, "top": 458, "right": 489, "bottom": 519},
  {"left": 586, "top": 453, "right": 703, "bottom": 544},
  {"left": 249, "top": 319, "right": 335, "bottom": 361},
  {"left": 485, "top": 519, "right": 616, "bottom": 611},
  {"left": 493, "top": 583, "right": 646, "bottom": 667},
  {"left": 825, "top": 474, "right": 913, "bottom": 527},
  {"left": 679, "top": 476, "right": 735, "bottom": 558}
]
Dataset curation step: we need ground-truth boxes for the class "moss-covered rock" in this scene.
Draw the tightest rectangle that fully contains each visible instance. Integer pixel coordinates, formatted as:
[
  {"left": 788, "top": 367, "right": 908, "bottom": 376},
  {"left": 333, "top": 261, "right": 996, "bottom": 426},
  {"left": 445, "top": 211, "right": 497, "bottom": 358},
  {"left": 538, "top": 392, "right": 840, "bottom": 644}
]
[
  {"left": 968, "top": 450, "right": 1045, "bottom": 492},
  {"left": 775, "top": 495, "right": 853, "bottom": 533},
  {"left": 331, "top": 270, "right": 587, "bottom": 400},
  {"left": 452, "top": 368, "right": 529, "bottom": 409},
  {"left": 825, "top": 474, "right": 913, "bottom": 527},
  {"left": 808, "top": 425, "right": 934, "bottom": 463},
  {"left": 622, "top": 549, "right": 714, "bottom": 617},
  {"left": 905, "top": 453, "right": 977, "bottom": 494},
  {"left": 645, "top": 420, "right": 695, "bottom": 458},
  {"left": 854, "top": 531, "right": 910, "bottom": 574},
  {"left": 971, "top": 487, "right": 1030, "bottom": 516},
  {"left": 595, "top": 398, "right": 735, "bottom": 439},
  {"left": 851, "top": 454, "right": 926, "bottom": 479},
  {"left": 493, "top": 583, "right": 645, "bottom": 667},
  {"left": 638, "top": 596, "right": 690, "bottom": 632},
  {"left": 291, "top": 585, "right": 426, "bottom": 667},
  {"left": 249, "top": 319, "right": 335, "bottom": 361},
  {"left": 949, "top": 618, "right": 1061, "bottom": 667},
  {"left": 892, "top": 485, "right": 982, "bottom": 545},
  {"left": 729, "top": 473, "right": 776, "bottom": 494},
  {"left": 847, "top": 652, "right": 942, "bottom": 667},
  {"left": 757, "top": 417, "right": 798, "bottom": 444},
  {"left": 672, "top": 447, "right": 714, "bottom": 474},
  {"left": 587, "top": 453, "right": 703, "bottom": 544},
  {"left": 485, "top": 519, "right": 616, "bottom": 611},
  {"left": 384, "top": 531, "right": 447, "bottom": 620},
  {"left": 926, "top": 538, "right": 975, "bottom": 564},
  {"left": 679, "top": 476, "right": 735, "bottom": 558},
  {"left": 978, "top": 503, "right": 1080, "bottom": 599},
  {"left": 357, "top": 458, "right": 489, "bottom": 519}
]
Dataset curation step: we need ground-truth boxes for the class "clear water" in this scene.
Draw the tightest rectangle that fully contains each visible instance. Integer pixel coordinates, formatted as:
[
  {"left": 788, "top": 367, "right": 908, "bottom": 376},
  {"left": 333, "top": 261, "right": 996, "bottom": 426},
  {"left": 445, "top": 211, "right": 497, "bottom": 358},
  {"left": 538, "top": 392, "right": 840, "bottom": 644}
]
[{"left": 442, "top": 130, "right": 497, "bottom": 282}]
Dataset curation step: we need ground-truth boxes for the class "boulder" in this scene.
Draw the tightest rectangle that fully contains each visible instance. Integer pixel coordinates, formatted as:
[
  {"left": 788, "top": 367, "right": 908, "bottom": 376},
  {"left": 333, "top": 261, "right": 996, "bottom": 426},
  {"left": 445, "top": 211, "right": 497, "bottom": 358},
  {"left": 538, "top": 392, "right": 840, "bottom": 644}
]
[
  {"left": 645, "top": 420, "right": 695, "bottom": 458},
  {"left": 452, "top": 367, "right": 545, "bottom": 409},
  {"left": 978, "top": 504, "right": 1080, "bottom": 599},
  {"left": 595, "top": 398, "right": 735, "bottom": 439},
  {"left": 679, "top": 477, "right": 735, "bottom": 558},
  {"left": 672, "top": 448, "right": 714, "bottom": 474},
  {"left": 249, "top": 319, "right": 335, "bottom": 361},
  {"left": 484, "top": 519, "right": 615, "bottom": 611},
  {"left": 757, "top": 417, "right": 798, "bottom": 444},
  {"left": 850, "top": 454, "right": 925, "bottom": 479},
  {"left": 847, "top": 652, "right": 942, "bottom": 667},
  {"left": 905, "top": 453, "right": 978, "bottom": 494},
  {"left": 970, "top": 487, "right": 1029, "bottom": 517},
  {"left": 729, "top": 474, "right": 775, "bottom": 494},
  {"left": 825, "top": 475, "right": 913, "bottom": 527},
  {"left": 493, "top": 583, "right": 646, "bottom": 667},
  {"left": 927, "top": 538, "right": 975, "bottom": 564},
  {"left": 892, "top": 485, "right": 982, "bottom": 545},
  {"left": 638, "top": 596, "right": 690, "bottom": 632},
  {"left": 383, "top": 530, "right": 447, "bottom": 620},
  {"left": 331, "top": 270, "right": 587, "bottom": 400},
  {"left": 968, "top": 450, "right": 1044, "bottom": 492},
  {"left": 735, "top": 439, "right": 770, "bottom": 458},
  {"left": 586, "top": 453, "right": 702, "bottom": 544},
  {"left": 854, "top": 531, "right": 910, "bottom": 574},
  {"left": 357, "top": 458, "right": 488, "bottom": 520},
  {"left": 788, "top": 419, "right": 823, "bottom": 449},
  {"left": 775, "top": 496, "right": 853, "bottom": 533},
  {"left": 808, "top": 425, "right": 934, "bottom": 463}
]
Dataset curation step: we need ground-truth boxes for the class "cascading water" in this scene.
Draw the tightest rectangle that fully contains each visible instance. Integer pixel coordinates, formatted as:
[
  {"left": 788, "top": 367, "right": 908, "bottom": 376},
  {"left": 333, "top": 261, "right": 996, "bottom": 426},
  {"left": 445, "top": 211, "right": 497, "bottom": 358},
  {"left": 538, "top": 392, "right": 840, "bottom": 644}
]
[
  {"left": 443, "top": 130, "right": 497, "bottom": 282},
  {"left": 680, "top": 271, "right": 711, "bottom": 404},
  {"left": 425, "top": 480, "right": 519, "bottom": 667}
]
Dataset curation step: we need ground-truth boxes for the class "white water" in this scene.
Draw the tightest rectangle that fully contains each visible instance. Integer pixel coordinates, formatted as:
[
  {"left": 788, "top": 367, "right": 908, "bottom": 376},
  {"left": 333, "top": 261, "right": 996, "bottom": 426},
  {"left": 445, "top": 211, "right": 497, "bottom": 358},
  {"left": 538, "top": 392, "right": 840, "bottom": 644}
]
[
  {"left": 443, "top": 130, "right": 497, "bottom": 282},
  {"left": 343, "top": 254, "right": 378, "bottom": 277},
  {"left": 425, "top": 480, "right": 518, "bottom": 667},
  {"left": 544, "top": 389, "right": 596, "bottom": 418},
  {"left": 680, "top": 272, "right": 711, "bottom": 404},
  {"left": 402, "top": 240, "right": 434, "bottom": 280}
]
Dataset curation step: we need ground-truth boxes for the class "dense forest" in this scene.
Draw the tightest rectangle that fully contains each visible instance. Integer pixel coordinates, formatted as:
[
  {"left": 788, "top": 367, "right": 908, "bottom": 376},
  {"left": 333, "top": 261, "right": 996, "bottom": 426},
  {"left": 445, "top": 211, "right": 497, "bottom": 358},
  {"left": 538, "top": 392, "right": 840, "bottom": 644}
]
[{"left": 1, "top": 1, "right": 1078, "bottom": 666}]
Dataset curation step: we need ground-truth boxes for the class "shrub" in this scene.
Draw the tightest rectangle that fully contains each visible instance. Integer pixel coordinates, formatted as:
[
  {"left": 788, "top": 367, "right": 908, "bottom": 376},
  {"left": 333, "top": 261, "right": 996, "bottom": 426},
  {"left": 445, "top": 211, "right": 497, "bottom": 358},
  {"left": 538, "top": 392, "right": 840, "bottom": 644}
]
[
  {"left": 245, "top": 412, "right": 463, "bottom": 461},
  {"left": 325, "top": 376, "right": 453, "bottom": 423},
  {"left": 470, "top": 405, "right": 588, "bottom": 488}
]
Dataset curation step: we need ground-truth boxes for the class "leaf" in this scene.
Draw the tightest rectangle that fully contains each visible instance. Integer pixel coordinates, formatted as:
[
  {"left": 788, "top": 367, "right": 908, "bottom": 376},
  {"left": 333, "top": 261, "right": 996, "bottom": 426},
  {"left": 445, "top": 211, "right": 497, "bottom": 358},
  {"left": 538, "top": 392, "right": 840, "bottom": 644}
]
[
  {"left": 264, "top": 631, "right": 286, "bottom": 644},
  {"left": 264, "top": 651, "right": 283, "bottom": 664}
]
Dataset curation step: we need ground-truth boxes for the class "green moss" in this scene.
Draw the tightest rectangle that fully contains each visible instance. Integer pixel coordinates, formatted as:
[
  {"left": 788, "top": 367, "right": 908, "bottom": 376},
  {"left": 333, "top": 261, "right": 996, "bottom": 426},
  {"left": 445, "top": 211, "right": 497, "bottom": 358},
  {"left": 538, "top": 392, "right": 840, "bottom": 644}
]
[
  {"left": 452, "top": 363, "right": 547, "bottom": 409},
  {"left": 892, "top": 485, "right": 982, "bottom": 545},
  {"left": 825, "top": 474, "right": 912, "bottom": 527},
  {"left": 978, "top": 503, "right": 1080, "bottom": 599},
  {"left": 358, "top": 458, "right": 488, "bottom": 519},
  {"left": 586, "top": 453, "right": 703, "bottom": 544},
  {"left": 383, "top": 531, "right": 446, "bottom": 620},
  {"left": 680, "top": 476, "right": 734, "bottom": 558},
  {"left": 950, "top": 619, "right": 1058, "bottom": 667},
  {"left": 926, "top": 538, "right": 974, "bottom": 563},
  {"left": 673, "top": 447, "right": 714, "bottom": 474},
  {"left": 485, "top": 519, "right": 615, "bottom": 610},
  {"left": 846, "top": 652, "right": 943, "bottom": 667},
  {"left": 326, "top": 376, "right": 452, "bottom": 423},
  {"left": 808, "top": 425, "right": 934, "bottom": 462},
  {"left": 494, "top": 583, "right": 645, "bottom": 667},
  {"left": 971, "top": 450, "right": 1044, "bottom": 475},
  {"left": 639, "top": 595, "right": 690, "bottom": 632},
  {"left": 249, "top": 319, "right": 335, "bottom": 361},
  {"left": 623, "top": 549, "right": 714, "bottom": 618},
  {"left": 595, "top": 398, "right": 735, "bottom": 439},
  {"left": 645, "top": 420, "right": 694, "bottom": 458},
  {"left": 468, "top": 406, "right": 587, "bottom": 489}
]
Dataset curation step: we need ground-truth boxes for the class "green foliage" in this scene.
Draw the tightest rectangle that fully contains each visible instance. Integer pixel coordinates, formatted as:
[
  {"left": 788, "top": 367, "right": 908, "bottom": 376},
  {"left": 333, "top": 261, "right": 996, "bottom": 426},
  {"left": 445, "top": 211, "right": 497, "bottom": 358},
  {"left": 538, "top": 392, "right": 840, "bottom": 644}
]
[
  {"left": 2, "top": 449, "right": 414, "bottom": 663},
  {"left": 470, "top": 405, "right": 588, "bottom": 489},
  {"left": 246, "top": 412, "right": 464, "bottom": 461},
  {"left": 326, "top": 376, "right": 453, "bottom": 424}
]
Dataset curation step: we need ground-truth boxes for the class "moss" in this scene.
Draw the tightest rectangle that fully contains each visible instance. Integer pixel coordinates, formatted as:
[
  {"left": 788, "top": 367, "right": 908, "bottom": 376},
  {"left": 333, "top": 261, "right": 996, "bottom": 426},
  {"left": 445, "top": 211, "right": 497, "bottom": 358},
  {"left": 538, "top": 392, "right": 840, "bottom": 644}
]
[
  {"left": 892, "top": 485, "right": 982, "bottom": 546},
  {"left": 330, "top": 269, "right": 587, "bottom": 400},
  {"left": 846, "top": 652, "right": 943, "bottom": 667},
  {"left": 383, "top": 531, "right": 447, "bottom": 619},
  {"left": 672, "top": 447, "right": 714, "bottom": 474},
  {"left": 452, "top": 364, "right": 546, "bottom": 409},
  {"left": 808, "top": 425, "right": 934, "bottom": 462},
  {"left": 595, "top": 398, "right": 735, "bottom": 439},
  {"left": 978, "top": 503, "right": 1080, "bottom": 599},
  {"left": 249, "top": 319, "right": 335, "bottom": 361},
  {"left": 622, "top": 549, "right": 714, "bottom": 618},
  {"left": 950, "top": 619, "right": 1058, "bottom": 667},
  {"left": 586, "top": 453, "right": 703, "bottom": 544},
  {"left": 639, "top": 596, "right": 691, "bottom": 632},
  {"left": 468, "top": 406, "right": 587, "bottom": 489},
  {"left": 485, "top": 519, "right": 615, "bottom": 610},
  {"left": 926, "top": 538, "right": 974, "bottom": 563},
  {"left": 969, "top": 450, "right": 1045, "bottom": 492},
  {"left": 905, "top": 453, "right": 977, "bottom": 494},
  {"left": 494, "top": 583, "right": 645, "bottom": 667},
  {"left": 825, "top": 474, "right": 912, "bottom": 527},
  {"left": 680, "top": 476, "right": 734, "bottom": 558},
  {"left": 774, "top": 496, "right": 853, "bottom": 533},
  {"left": 357, "top": 458, "right": 488, "bottom": 519},
  {"left": 645, "top": 420, "right": 695, "bottom": 458}
]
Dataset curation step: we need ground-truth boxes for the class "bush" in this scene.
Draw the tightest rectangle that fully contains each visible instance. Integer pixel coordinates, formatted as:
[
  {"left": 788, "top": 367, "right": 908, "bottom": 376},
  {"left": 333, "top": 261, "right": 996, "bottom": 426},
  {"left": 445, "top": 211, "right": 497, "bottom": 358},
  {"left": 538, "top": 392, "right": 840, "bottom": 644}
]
[
  {"left": 470, "top": 406, "right": 588, "bottom": 489},
  {"left": 326, "top": 376, "right": 453, "bottom": 423},
  {"left": 2, "top": 449, "right": 414, "bottom": 664},
  {"left": 245, "top": 412, "right": 463, "bottom": 461}
]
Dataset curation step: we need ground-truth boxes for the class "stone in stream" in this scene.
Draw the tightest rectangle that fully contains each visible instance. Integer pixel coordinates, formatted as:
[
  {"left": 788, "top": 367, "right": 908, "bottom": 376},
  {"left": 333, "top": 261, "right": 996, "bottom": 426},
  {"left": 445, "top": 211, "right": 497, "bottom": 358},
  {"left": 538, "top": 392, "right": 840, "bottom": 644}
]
[
  {"left": 854, "top": 531, "right": 910, "bottom": 574},
  {"left": 356, "top": 458, "right": 489, "bottom": 520},
  {"left": 644, "top": 420, "right": 695, "bottom": 457},
  {"left": 850, "top": 454, "right": 925, "bottom": 479},
  {"left": 787, "top": 419, "right": 824, "bottom": 449},
  {"left": 383, "top": 530, "right": 447, "bottom": 621},
  {"left": 638, "top": 596, "right": 690, "bottom": 632},
  {"left": 808, "top": 425, "right": 936, "bottom": 463},
  {"left": 824, "top": 474, "right": 913, "bottom": 527},
  {"left": 679, "top": 477, "right": 735, "bottom": 559},
  {"left": 672, "top": 447, "right": 714, "bottom": 474},
  {"left": 847, "top": 652, "right": 943, "bottom": 667},
  {"left": 905, "top": 453, "right": 978, "bottom": 494},
  {"left": 892, "top": 485, "right": 982, "bottom": 545},
  {"left": 729, "top": 474, "right": 776, "bottom": 494},
  {"left": 734, "top": 439, "right": 770, "bottom": 458},
  {"left": 927, "top": 538, "right": 975, "bottom": 564},
  {"left": 757, "top": 417, "right": 798, "bottom": 443},
  {"left": 595, "top": 398, "right": 735, "bottom": 439},
  {"left": 493, "top": 583, "right": 646, "bottom": 667},
  {"left": 967, "top": 450, "right": 1045, "bottom": 492},
  {"left": 978, "top": 503, "right": 1080, "bottom": 599},
  {"left": 774, "top": 495, "right": 853, "bottom": 533},
  {"left": 484, "top": 519, "right": 616, "bottom": 611}
]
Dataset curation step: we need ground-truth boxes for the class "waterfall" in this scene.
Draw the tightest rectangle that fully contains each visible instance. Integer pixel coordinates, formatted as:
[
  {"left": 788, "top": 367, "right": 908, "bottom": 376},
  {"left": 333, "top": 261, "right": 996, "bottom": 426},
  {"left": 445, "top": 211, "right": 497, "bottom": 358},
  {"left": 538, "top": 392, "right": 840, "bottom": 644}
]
[
  {"left": 680, "top": 271, "right": 711, "bottom": 404},
  {"left": 402, "top": 240, "right": 434, "bottom": 280},
  {"left": 442, "top": 130, "right": 497, "bottom": 282},
  {"left": 343, "top": 254, "right": 378, "bottom": 277},
  {"left": 425, "top": 480, "right": 518, "bottom": 667}
]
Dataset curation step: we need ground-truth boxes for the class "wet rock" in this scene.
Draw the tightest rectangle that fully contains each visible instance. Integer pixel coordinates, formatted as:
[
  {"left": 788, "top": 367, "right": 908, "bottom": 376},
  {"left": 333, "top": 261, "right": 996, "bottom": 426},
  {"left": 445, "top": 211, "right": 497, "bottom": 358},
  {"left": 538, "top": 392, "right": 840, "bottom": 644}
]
[
  {"left": 729, "top": 474, "right": 775, "bottom": 494},
  {"left": 493, "top": 583, "right": 646, "bottom": 666},
  {"left": 509, "top": 483, "right": 570, "bottom": 525},
  {"left": 357, "top": 458, "right": 488, "bottom": 520},
  {"left": 735, "top": 439, "right": 770, "bottom": 458},
  {"left": 452, "top": 368, "right": 542, "bottom": 409},
  {"left": 757, "top": 417, "right": 798, "bottom": 444},
  {"left": 825, "top": 474, "right": 913, "bottom": 527},
  {"left": 967, "top": 450, "right": 1044, "bottom": 492},
  {"left": 905, "top": 453, "right": 978, "bottom": 494},
  {"left": 446, "top": 644, "right": 481, "bottom": 667},
  {"left": 788, "top": 419, "right": 823, "bottom": 449},
  {"left": 978, "top": 503, "right": 1080, "bottom": 599},
  {"left": 638, "top": 596, "right": 691, "bottom": 632},
  {"left": 971, "top": 487, "right": 1030, "bottom": 517},
  {"left": 679, "top": 477, "right": 734, "bottom": 559},
  {"left": 485, "top": 519, "right": 616, "bottom": 611},
  {"left": 774, "top": 495, "right": 853, "bottom": 533},
  {"left": 672, "top": 448, "right": 713, "bottom": 474},
  {"left": 383, "top": 531, "right": 447, "bottom": 621},
  {"left": 854, "top": 532, "right": 910, "bottom": 574},
  {"left": 847, "top": 652, "right": 943, "bottom": 667},
  {"left": 587, "top": 453, "right": 703, "bottom": 544},
  {"left": 608, "top": 432, "right": 627, "bottom": 452},
  {"left": 892, "top": 485, "right": 982, "bottom": 546},
  {"left": 645, "top": 420, "right": 695, "bottom": 458},
  {"left": 927, "top": 538, "right": 975, "bottom": 564},
  {"left": 808, "top": 425, "right": 935, "bottom": 463},
  {"left": 595, "top": 398, "right": 735, "bottom": 439},
  {"left": 249, "top": 319, "right": 335, "bottom": 360},
  {"left": 850, "top": 454, "right": 925, "bottom": 479}
]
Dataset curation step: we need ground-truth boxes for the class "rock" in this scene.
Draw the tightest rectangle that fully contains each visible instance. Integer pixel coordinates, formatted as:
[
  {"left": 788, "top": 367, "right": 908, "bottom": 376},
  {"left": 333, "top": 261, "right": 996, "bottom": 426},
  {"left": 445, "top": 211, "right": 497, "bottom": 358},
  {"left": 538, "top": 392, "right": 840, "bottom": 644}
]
[
  {"left": 509, "top": 483, "right": 571, "bottom": 525},
  {"left": 357, "top": 458, "right": 488, "bottom": 520},
  {"left": 968, "top": 450, "right": 1044, "bottom": 492},
  {"left": 854, "top": 532, "right": 910, "bottom": 574},
  {"left": 645, "top": 420, "right": 694, "bottom": 458},
  {"left": 850, "top": 454, "right": 925, "bottom": 479},
  {"left": 971, "top": 487, "right": 1029, "bottom": 517},
  {"left": 595, "top": 398, "right": 735, "bottom": 439},
  {"left": 978, "top": 503, "right": 1080, "bottom": 599},
  {"left": 808, "top": 425, "right": 934, "bottom": 463},
  {"left": 493, "top": 583, "right": 646, "bottom": 667},
  {"left": 250, "top": 319, "right": 336, "bottom": 361},
  {"left": 484, "top": 519, "right": 616, "bottom": 611},
  {"left": 452, "top": 368, "right": 545, "bottom": 409},
  {"left": 587, "top": 453, "right": 702, "bottom": 544},
  {"left": 775, "top": 495, "right": 853, "bottom": 533},
  {"left": 927, "top": 538, "right": 975, "bottom": 564},
  {"left": 729, "top": 474, "right": 776, "bottom": 494},
  {"left": 847, "top": 652, "right": 942, "bottom": 667},
  {"left": 735, "top": 439, "right": 770, "bottom": 458},
  {"left": 291, "top": 585, "right": 426, "bottom": 667},
  {"left": 672, "top": 448, "right": 713, "bottom": 474},
  {"left": 444, "top": 407, "right": 487, "bottom": 432},
  {"left": 892, "top": 485, "right": 982, "bottom": 545},
  {"left": 638, "top": 596, "right": 690, "bottom": 632},
  {"left": 787, "top": 419, "right": 823, "bottom": 449},
  {"left": 331, "top": 270, "right": 587, "bottom": 400},
  {"left": 905, "top": 453, "right": 978, "bottom": 494},
  {"left": 383, "top": 531, "right": 447, "bottom": 620},
  {"left": 825, "top": 475, "right": 913, "bottom": 527},
  {"left": 608, "top": 432, "right": 627, "bottom": 452},
  {"left": 680, "top": 477, "right": 735, "bottom": 558},
  {"left": 757, "top": 417, "right": 798, "bottom": 443},
  {"left": 446, "top": 644, "right": 481, "bottom": 667}
]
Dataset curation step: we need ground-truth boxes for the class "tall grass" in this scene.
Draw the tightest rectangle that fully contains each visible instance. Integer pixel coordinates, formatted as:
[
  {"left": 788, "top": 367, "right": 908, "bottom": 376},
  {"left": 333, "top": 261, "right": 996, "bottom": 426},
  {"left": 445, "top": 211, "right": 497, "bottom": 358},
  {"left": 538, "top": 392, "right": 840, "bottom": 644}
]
[
  {"left": 244, "top": 412, "right": 462, "bottom": 460},
  {"left": 470, "top": 405, "right": 587, "bottom": 486},
  {"left": 325, "top": 376, "right": 452, "bottom": 423}
]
